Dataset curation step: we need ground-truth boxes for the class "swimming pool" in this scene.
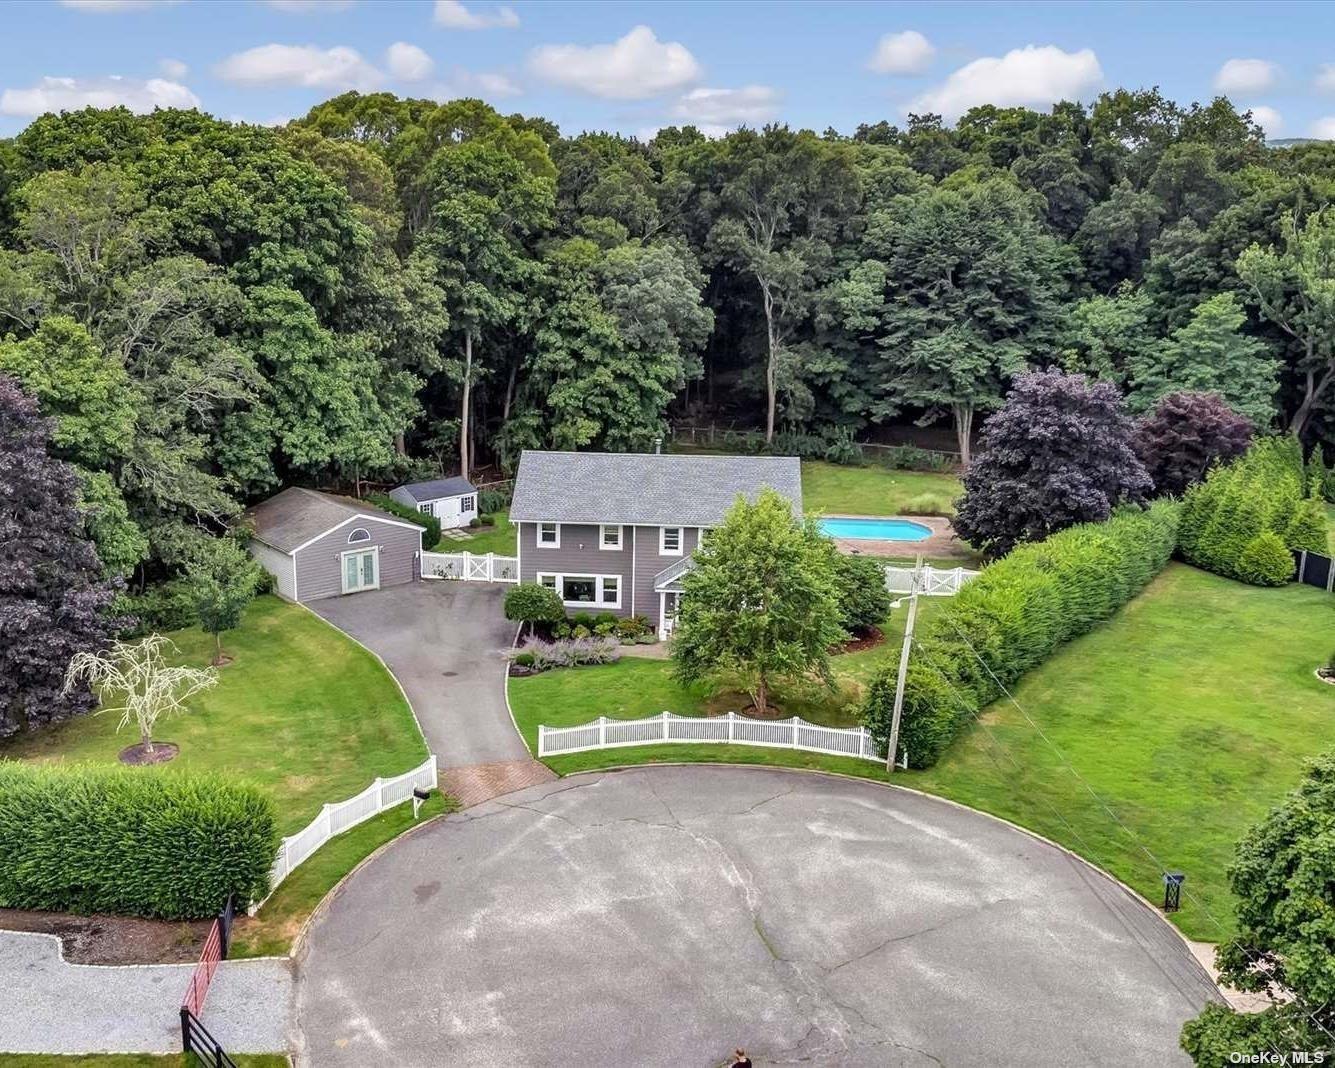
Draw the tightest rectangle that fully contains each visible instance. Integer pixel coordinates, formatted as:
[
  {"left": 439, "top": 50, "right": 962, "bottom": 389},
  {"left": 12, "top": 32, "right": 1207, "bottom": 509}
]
[{"left": 818, "top": 516, "right": 933, "bottom": 541}]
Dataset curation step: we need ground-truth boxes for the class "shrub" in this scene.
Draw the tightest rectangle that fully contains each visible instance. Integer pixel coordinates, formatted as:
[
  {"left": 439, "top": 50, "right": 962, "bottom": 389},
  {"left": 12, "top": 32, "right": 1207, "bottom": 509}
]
[
  {"left": 513, "top": 652, "right": 536, "bottom": 668},
  {"left": 508, "top": 636, "right": 621, "bottom": 672},
  {"left": 478, "top": 486, "right": 511, "bottom": 514},
  {"left": 468, "top": 517, "right": 481, "bottom": 529},
  {"left": 899, "top": 492, "right": 955, "bottom": 517},
  {"left": 593, "top": 621, "right": 616, "bottom": 637},
  {"left": 1235, "top": 531, "right": 1295, "bottom": 586},
  {"left": 0, "top": 762, "right": 279, "bottom": 919},
  {"left": 615, "top": 616, "right": 652, "bottom": 641},
  {"left": 1284, "top": 497, "right": 1331, "bottom": 556},
  {"left": 121, "top": 579, "right": 198, "bottom": 637},
  {"left": 861, "top": 501, "right": 1180, "bottom": 768},
  {"left": 594, "top": 612, "right": 618, "bottom": 628},
  {"left": 552, "top": 621, "right": 572, "bottom": 639},
  {"left": 832, "top": 554, "right": 893, "bottom": 635},
  {"left": 368, "top": 493, "right": 440, "bottom": 547},
  {"left": 571, "top": 624, "right": 591, "bottom": 639},
  {"left": 503, "top": 583, "right": 565, "bottom": 633}
]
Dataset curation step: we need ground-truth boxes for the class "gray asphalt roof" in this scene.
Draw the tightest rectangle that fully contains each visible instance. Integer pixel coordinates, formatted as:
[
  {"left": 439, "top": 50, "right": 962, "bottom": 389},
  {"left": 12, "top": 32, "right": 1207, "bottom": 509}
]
[
  {"left": 243, "top": 487, "right": 412, "bottom": 553},
  {"left": 509, "top": 450, "right": 803, "bottom": 526},
  {"left": 395, "top": 476, "right": 476, "bottom": 502}
]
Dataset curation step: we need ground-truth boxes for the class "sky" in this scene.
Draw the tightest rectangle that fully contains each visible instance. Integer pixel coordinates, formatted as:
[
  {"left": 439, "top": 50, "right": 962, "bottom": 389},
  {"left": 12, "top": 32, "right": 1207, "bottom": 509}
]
[{"left": 3, "top": 0, "right": 1335, "bottom": 141}]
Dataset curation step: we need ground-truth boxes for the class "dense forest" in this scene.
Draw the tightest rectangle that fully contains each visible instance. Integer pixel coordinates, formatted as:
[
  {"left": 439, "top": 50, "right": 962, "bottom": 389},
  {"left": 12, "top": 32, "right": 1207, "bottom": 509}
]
[{"left": 2, "top": 87, "right": 1335, "bottom": 591}]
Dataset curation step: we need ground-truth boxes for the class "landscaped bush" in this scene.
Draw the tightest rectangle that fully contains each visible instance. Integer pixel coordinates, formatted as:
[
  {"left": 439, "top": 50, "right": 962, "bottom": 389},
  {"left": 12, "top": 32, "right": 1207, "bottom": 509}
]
[
  {"left": 869, "top": 444, "right": 959, "bottom": 474},
  {"left": 615, "top": 616, "right": 653, "bottom": 641},
  {"left": 508, "top": 636, "right": 621, "bottom": 672},
  {"left": 861, "top": 500, "right": 1180, "bottom": 768},
  {"left": 367, "top": 492, "right": 440, "bottom": 547},
  {"left": 1178, "top": 437, "right": 1312, "bottom": 585},
  {"left": 832, "top": 553, "right": 893, "bottom": 635},
  {"left": 503, "top": 582, "right": 565, "bottom": 636},
  {"left": 0, "top": 762, "right": 279, "bottom": 919},
  {"left": 478, "top": 486, "right": 511, "bottom": 515},
  {"left": 898, "top": 492, "right": 956, "bottom": 517},
  {"left": 121, "top": 579, "right": 199, "bottom": 637}
]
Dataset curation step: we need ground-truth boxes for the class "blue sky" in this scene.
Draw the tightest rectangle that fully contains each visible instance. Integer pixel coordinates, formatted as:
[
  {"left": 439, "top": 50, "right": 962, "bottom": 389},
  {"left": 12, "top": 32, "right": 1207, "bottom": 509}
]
[{"left": 3, "top": 1, "right": 1335, "bottom": 141}]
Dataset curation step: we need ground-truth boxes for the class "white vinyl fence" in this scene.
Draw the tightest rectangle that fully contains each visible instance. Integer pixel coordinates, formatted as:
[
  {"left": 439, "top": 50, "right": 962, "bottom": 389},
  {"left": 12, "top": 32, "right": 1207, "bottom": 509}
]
[
  {"left": 252, "top": 754, "right": 438, "bottom": 913},
  {"left": 419, "top": 550, "right": 519, "bottom": 583},
  {"left": 538, "top": 711, "right": 881, "bottom": 762},
  {"left": 884, "top": 564, "right": 979, "bottom": 597}
]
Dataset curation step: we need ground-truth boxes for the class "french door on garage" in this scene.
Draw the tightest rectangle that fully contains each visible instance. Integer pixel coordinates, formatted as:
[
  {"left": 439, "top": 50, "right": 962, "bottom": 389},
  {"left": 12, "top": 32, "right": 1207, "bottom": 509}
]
[{"left": 342, "top": 548, "right": 379, "bottom": 594}]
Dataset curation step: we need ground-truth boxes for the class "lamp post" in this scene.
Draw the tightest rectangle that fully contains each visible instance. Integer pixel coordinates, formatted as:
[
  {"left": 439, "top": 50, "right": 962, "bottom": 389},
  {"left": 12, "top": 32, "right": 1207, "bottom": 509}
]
[{"left": 886, "top": 553, "right": 923, "bottom": 774}]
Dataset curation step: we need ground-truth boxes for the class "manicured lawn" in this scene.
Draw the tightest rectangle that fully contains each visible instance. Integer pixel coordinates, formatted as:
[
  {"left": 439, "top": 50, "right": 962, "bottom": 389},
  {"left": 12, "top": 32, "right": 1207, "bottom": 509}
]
[
  {"left": 434, "top": 508, "right": 516, "bottom": 555},
  {"left": 0, "top": 596, "right": 426, "bottom": 835},
  {"left": 511, "top": 564, "right": 1335, "bottom": 941},
  {"left": 800, "top": 460, "right": 962, "bottom": 517}
]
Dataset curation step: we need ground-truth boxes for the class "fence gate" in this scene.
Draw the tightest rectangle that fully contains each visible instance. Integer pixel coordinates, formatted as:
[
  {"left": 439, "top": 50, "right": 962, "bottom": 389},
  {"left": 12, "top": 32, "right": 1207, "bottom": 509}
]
[{"left": 419, "top": 550, "right": 519, "bottom": 584}]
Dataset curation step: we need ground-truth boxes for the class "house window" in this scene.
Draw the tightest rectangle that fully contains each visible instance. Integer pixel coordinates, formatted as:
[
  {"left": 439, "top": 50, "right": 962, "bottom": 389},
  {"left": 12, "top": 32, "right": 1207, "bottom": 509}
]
[
  {"left": 347, "top": 527, "right": 371, "bottom": 544},
  {"left": 538, "top": 573, "right": 622, "bottom": 608},
  {"left": 660, "top": 526, "right": 683, "bottom": 555},
  {"left": 601, "top": 576, "right": 619, "bottom": 604},
  {"left": 418, "top": 501, "right": 436, "bottom": 517},
  {"left": 538, "top": 522, "right": 560, "bottom": 547},
  {"left": 562, "top": 575, "right": 597, "bottom": 604},
  {"left": 600, "top": 524, "right": 622, "bottom": 550},
  {"left": 459, "top": 495, "right": 476, "bottom": 513},
  {"left": 538, "top": 573, "right": 557, "bottom": 590}
]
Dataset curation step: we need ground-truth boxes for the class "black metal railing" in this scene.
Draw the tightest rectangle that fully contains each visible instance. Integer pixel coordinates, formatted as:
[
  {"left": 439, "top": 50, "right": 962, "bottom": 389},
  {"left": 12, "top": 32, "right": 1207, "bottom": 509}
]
[{"left": 180, "top": 1006, "right": 239, "bottom": 1068}]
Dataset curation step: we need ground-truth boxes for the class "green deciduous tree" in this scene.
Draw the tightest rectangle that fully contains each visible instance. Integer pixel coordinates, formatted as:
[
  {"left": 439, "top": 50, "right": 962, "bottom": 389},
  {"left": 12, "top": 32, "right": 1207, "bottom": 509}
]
[
  {"left": 672, "top": 488, "right": 845, "bottom": 715},
  {"left": 186, "top": 538, "right": 263, "bottom": 665}
]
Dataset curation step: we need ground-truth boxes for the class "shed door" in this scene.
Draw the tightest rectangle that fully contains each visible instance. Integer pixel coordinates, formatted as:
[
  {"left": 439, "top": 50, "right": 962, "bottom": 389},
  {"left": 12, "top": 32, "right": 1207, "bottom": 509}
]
[{"left": 438, "top": 496, "right": 463, "bottom": 529}]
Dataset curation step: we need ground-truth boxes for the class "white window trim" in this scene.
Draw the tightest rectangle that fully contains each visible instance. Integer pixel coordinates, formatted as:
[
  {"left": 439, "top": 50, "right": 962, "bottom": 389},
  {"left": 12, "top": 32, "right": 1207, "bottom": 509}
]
[
  {"left": 537, "top": 521, "right": 561, "bottom": 548},
  {"left": 340, "top": 545, "right": 380, "bottom": 594},
  {"left": 459, "top": 495, "right": 476, "bottom": 513},
  {"left": 599, "top": 524, "right": 622, "bottom": 551},
  {"left": 347, "top": 527, "right": 372, "bottom": 544},
  {"left": 659, "top": 525, "right": 683, "bottom": 556},
  {"left": 536, "top": 572, "right": 622, "bottom": 609},
  {"left": 417, "top": 501, "right": 436, "bottom": 517}
]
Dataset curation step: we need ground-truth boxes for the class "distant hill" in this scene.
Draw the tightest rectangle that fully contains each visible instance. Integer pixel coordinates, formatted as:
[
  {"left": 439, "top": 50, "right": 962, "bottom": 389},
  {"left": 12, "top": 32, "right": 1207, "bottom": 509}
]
[{"left": 1267, "top": 138, "right": 1332, "bottom": 148}]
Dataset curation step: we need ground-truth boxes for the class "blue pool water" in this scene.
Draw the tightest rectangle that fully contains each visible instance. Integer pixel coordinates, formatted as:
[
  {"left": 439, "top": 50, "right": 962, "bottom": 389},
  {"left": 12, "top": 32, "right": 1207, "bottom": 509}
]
[{"left": 819, "top": 517, "right": 933, "bottom": 541}]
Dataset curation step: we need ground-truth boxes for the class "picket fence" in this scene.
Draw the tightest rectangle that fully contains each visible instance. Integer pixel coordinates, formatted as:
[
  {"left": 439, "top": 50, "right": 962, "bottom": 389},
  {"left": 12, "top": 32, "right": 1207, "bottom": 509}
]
[
  {"left": 420, "top": 550, "right": 520, "bottom": 583},
  {"left": 884, "top": 564, "right": 979, "bottom": 597},
  {"left": 253, "top": 755, "right": 438, "bottom": 913},
  {"left": 538, "top": 710, "right": 881, "bottom": 762}
]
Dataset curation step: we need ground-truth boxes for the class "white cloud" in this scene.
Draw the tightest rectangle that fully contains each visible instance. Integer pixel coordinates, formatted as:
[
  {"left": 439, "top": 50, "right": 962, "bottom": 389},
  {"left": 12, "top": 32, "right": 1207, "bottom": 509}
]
[
  {"left": 431, "top": 69, "right": 521, "bottom": 100},
  {"left": 909, "top": 45, "right": 1103, "bottom": 121},
  {"left": 215, "top": 44, "right": 383, "bottom": 90},
  {"left": 434, "top": 1, "right": 518, "bottom": 29},
  {"left": 528, "top": 25, "right": 701, "bottom": 99},
  {"left": 671, "top": 86, "right": 781, "bottom": 126},
  {"left": 1247, "top": 105, "right": 1282, "bottom": 135},
  {"left": 0, "top": 75, "right": 199, "bottom": 117},
  {"left": 386, "top": 42, "right": 434, "bottom": 82},
  {"left": 868, "top": 30, "right": 935, "bottom": 75},
  {"left": 1316, "top": 64, "right": 1335, "bottom": 92},
  {"left": 264, "top": 0, "right": 355, "bottom": 10},
  {"left": 1213, "top": 58, "right": 1279, "bottom": 94},
  {"left": 159, "top": 57, "right": 188, "bottom": 79},
  {"left": 1311, "top": 116, "right": 1335, "bottom": 140},
  {"left": 59, "top": 0, "right": 178, "bottom": 11}
]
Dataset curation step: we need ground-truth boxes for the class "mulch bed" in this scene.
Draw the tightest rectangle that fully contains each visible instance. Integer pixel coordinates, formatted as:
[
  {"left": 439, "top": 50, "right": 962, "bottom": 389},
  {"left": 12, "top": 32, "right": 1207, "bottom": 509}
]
[
  {"left": 0, "top": 907, "right": 212, "bottom": 965},
  {"left": 834, "top": 628, "right": 885, "bottom": 655},
  {"left": 1318, "top": 669, "right": 1335, "bottom": 686},
  {"left": 118, "top": 741, "right": 179, "bottom": 765}
]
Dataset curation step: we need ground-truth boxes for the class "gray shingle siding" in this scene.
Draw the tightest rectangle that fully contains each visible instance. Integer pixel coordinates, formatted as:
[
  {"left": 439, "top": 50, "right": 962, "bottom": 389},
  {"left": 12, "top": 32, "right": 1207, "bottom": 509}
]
[{"left": 294, "top": 517, "right": 421, "bottom": 602}]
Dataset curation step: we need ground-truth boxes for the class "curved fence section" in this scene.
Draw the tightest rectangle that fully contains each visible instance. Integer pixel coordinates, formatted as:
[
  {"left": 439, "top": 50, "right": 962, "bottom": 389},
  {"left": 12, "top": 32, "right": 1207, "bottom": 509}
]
[{"left": 537, "top": 711, "right": 881, "bottom": 762}]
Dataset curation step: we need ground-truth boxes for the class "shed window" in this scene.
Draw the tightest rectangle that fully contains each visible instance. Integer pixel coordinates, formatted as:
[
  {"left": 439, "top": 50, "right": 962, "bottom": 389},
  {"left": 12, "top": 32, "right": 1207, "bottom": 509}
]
[
  {"left": 418, "top": 501, "right": 436, "bottom": 517},
  {"left": 348, "top": 527, "right": 372, "bottom": 544},
  {"left": 460, "top": 495, "right": 476, "bottom": 513}
]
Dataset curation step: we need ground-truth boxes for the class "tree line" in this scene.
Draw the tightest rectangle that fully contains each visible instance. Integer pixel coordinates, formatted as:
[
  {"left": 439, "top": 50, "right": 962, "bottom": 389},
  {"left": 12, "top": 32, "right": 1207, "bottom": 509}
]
[{"left": 3, "top": 87, "right": 1335, "bottom": 591}]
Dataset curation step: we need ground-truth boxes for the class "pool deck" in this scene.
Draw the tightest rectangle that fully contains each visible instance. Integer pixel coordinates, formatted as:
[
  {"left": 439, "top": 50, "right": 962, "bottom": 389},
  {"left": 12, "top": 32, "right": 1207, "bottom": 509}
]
[{"left": 824, "top": 514, "right": 973, "bottom": 561}]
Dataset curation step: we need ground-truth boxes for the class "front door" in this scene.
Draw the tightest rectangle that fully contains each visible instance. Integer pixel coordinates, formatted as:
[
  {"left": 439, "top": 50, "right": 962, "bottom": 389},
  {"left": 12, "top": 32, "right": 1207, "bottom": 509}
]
[
  {"left": 342, "top": 549, "right": 379, "bottom": 594},
  {"left": 660, "top": 591, "right": 681, "bottom": 639}
]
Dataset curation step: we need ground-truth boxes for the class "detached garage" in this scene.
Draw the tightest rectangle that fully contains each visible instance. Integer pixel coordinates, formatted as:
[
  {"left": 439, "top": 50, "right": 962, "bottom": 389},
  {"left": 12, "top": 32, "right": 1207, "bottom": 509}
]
[{"left": 243, "top": 487, "right": 423, "bottom": 603}]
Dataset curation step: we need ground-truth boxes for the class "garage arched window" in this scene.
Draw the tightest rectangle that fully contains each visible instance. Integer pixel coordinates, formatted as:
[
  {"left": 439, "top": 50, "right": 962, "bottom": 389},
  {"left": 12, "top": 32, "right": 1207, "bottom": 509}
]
[{"left": 347, "top": 527, "right": 371, "bottom": 544}]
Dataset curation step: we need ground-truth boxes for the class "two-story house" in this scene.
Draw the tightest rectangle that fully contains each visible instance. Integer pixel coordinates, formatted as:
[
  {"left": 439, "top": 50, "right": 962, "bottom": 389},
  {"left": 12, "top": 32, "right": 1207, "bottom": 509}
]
[{"left": 509, "top": 450, "right": 803, "bottom": 640}]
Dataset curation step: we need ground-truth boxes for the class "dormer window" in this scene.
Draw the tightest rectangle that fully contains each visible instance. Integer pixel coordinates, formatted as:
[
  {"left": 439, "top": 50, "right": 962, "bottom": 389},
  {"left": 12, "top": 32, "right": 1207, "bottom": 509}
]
[{"left": 348, "top": 527, "right": 371, "bottom": 544}]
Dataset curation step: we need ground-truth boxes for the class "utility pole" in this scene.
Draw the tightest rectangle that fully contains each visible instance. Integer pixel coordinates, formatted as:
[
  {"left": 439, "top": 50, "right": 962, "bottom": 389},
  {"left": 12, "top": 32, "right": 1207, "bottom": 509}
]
[{"left": 886, "top": 553, "right": 923, "bottom": 774}]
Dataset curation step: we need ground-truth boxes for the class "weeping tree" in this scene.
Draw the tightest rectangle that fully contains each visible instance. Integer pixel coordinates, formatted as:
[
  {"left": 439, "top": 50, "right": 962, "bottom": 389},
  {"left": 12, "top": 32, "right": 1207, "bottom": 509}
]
[{"left": 63, "top": 635, "right": 218, "bottom": 756}]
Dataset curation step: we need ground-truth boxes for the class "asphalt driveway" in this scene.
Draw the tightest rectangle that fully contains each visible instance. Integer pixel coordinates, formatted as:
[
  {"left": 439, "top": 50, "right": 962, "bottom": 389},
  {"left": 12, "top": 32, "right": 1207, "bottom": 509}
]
[
  {"left": 295, "top": 766, "right": 1218, "bottom": 1067},
  {"left": 310, "top": 581, "right": 527, "bottom": 768}
]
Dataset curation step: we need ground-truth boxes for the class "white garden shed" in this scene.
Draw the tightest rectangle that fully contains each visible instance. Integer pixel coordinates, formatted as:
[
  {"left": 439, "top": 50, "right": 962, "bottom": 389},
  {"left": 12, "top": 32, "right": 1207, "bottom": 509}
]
[{"left": 389, "top": 476, "right": 478, "bottom": 530}]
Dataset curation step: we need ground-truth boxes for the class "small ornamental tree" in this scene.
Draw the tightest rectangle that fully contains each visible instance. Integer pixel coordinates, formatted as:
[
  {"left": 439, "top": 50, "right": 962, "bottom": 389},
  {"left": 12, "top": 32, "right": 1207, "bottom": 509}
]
[
  {"left": 831, "top": 553, "right": 893, "bottom": 636},
  {"left": 63, "top": 635, "right": 218, "bottom": 756},
  {"left": 1134, "top": 391, "right": 1253, "bottom": 496},
  {"left": 189, "top": 537, "right": 263, "bottom": 664},
  {"left": 954, "top": 370, "right": 1152, "bottom": 558},
  {"left": 1180, "top": 752, "right": 1335, "bottom": 1063},
  {"left": 672, "top": 489, "right": 845, "bottom": 715},
  {"left": 503, "top": 582, "right": 566, "bottom": 638},
  {"left": 0, "top": 376, "right": 122, "bottom": 739},
  {"left": 1235, "top": 531, "right": 1295, "bottom": 586}
]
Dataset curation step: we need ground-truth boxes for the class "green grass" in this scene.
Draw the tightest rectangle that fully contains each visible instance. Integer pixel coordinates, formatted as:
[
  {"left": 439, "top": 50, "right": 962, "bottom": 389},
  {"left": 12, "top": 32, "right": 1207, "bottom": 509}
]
[
  {"left": 0, "top": 1057, "right": 288, "bottom": 1067},
  {"left": 434, "top": 508, "right": 517, "bottom": 555},
  {"left": 512, "top": 564, "right": 1335, "bottom": 941},
  {"left": 0, "top": 596, "right": 426, "bottom": 835},
  {"left": 800, "top": 460, "right": 962, "bottom": 518},
  {"left": 230, "top": 792, "right": 453, "bottom": 958}
]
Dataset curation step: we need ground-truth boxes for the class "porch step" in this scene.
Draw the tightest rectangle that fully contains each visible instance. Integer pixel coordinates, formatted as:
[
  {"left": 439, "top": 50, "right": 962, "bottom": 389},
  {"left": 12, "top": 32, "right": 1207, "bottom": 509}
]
[{"left": 440, "top": 759, "right": 558, "bottom": 809}]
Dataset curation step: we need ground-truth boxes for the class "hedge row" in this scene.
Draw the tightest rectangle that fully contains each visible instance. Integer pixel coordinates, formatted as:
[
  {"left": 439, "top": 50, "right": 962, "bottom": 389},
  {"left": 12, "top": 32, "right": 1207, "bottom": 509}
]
[
  {"left": 368, "top": 492, "right": 441, "bottom": 546},
  {"left": 0, "top": 762, "right": 279, "bottom": 919},
  {"left": 1179, "top": 437, "right": 1328, "bottom": 586},
  {"left": 861, "top": 501, "right": 1180, "bottom": 768}
]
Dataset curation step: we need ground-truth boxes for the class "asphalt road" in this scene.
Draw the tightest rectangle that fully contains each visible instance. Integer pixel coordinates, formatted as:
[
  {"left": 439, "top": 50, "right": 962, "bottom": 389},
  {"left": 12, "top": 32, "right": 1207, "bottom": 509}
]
[
  {"left": 295, "top": 766, "right": 1217, "bottom": 1067},
  {"left": 310, "top": 581, "right": 528, "bottom": 767}
]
